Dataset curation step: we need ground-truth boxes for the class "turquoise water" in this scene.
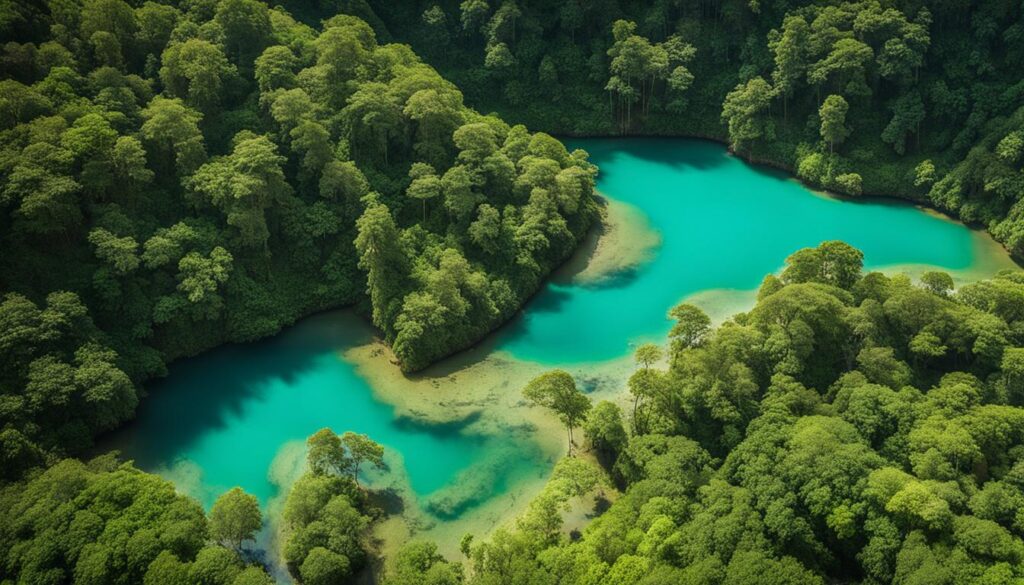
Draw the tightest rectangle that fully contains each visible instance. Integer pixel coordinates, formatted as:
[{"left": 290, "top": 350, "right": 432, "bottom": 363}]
[
  {"left": 111, "top": 314, "right": 540, "bottom": 510},
  {"left": 497, "top": 138, "right": 1004, "bottom": 363},
  {"left": 111, "top": 138, "right": 1013, "bottom": 524}
]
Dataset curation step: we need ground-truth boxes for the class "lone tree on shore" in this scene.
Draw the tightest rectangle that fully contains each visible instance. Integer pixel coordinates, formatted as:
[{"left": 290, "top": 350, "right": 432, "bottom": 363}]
[
  {"left": 306, "top": 428, "right": 386, "bottom": 487},
  {"left": 341, "top": 431, "right": 385, "bottom": 486},
  {"left": 523, "top": 370, "right": 592, "bottom": 455},
  {"left": 210, "top": 487, "right": 262, "bottom": 551}
]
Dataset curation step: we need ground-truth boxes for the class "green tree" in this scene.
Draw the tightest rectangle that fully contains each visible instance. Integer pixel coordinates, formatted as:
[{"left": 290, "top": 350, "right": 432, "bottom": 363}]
[
  {"left": 407, "top": 162, "right": 441, "bottom": 221},
  {"left": 187, "top": 134, "right": 290, "bottom": 253},
  {"left": 819, "top": 94, "right": 850, "bottom": 153},
  {"left": 254, "top": 45, "right": 296, "bottom": 92},
  {"left": 300, "top": 547, "right": 350, "bottom": 585},
  {"left": 668, "top": 303, "right": 711, "bottom": 351},
  {"left": 385, "top": 541, "right": 463, "bottom": 585},
  {"left": 721, "top": 77, "right": 775, "bottom": 152},
  {"left": 771, "top": 15, "right": 810, "bottom": 121},
  {"left": 160, "top": 39, "right": 236, "bottom": 112},
  {"left": 307, "top": 427, "right": 349, "bottom": 476},
  {"left": 213, "top": 0, "right": 271, "bottom": 64},
  {"left": 522, "top": 370, "right": 591, "bottom": 454},
  {"left": 341, "top": 431, "right": 385, "bottom": 485},
  {"left": 355, "top": 200, "right": 408, "bottom": 338},
  {"left": 140, "top": 96, "right": 206, "bottom": 174},
  {"left": 209, "top": 488, "right": 262, "bottom": 551},
  {"left": 583, "top": 400, "right": 628, "bottom": 455}
]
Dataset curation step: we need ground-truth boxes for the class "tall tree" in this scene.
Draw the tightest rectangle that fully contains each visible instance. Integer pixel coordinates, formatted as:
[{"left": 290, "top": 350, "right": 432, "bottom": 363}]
[
  {"left": 721, "top": 77, "right": 775, "bottom": 152},
  {"left": 209, "top": 487, "right": 262, "bottom": 551},
  {"left": 523, "top": 370, "right": 591, "bottom": 454},
  {"left": 819, "top": 94, "right": 850, "bottom": 153}
]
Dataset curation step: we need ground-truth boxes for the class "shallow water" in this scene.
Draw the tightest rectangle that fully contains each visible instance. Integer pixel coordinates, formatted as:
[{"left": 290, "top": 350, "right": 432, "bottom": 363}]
[
  {"left": 107, "top": 138, "right": 1017, "bottom": 558},
  {"left": 496, "top": 138, "right": 1017, "bottom": 363},
  {"left": 108, "top": 312, "right": 544, "bottom": 513}
]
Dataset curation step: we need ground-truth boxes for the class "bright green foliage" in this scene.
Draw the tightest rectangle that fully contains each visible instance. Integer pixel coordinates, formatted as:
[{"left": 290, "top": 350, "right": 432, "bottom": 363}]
[
  {"left": 397, "top": 243, "right": 1024, "bottom": 584},
  {"left": 283, "top": 430, "right": 374, "bottom": 583},
  {"left": 722, "top": 77, "right": 775, "bottom": 152},
  {"left": 0, "top": 457, "right": 273, "bottom": 584},
  {"left": 385, "top": 541, "right": 463, "bottom": 585},
  {"left": 523, "top": 370, "right": 592, "bottom": 454},
  {"left": 341, "top": 431, "right": 385, "bottom": 481},
  {"left": 209, "top": 487, "right": 261, "bottom": 551},
  {"left": 667, "top": 302, "right": 711, "bottom": 352},
  {"left": 583, "top": 400, "right": 628, "bottom": 456},
  {"left": 605, "top": 20, "right": 696, "bottom": 131},
  {"left": 819, "top": 94, "right": 850, "bottom": 153},
  {"left": 160, "top": 39, "right": 236, "bottom": 112},
  {"left": 780, "top": 240, "right": 863, "bottom": 289}
]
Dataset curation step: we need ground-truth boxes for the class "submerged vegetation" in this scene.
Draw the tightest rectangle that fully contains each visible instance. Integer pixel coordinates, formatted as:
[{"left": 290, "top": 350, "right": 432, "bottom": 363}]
[
  {"left": 391, "top": 241, "right": 1024, "bottom": 584},
  {"left": 4, "top": 0, "right": 1024, "bottom": 584}
]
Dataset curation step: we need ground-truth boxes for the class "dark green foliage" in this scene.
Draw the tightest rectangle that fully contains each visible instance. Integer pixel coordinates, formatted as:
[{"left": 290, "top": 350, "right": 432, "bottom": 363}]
[
  {"left": 0, "top": 0, "right": 594, "bottom": 481},
  {"left": 367, "top": 0, "right": 1024, "bottom": 256},
  {"left": 393, "top": 243, "right": 1024, "bottom": 583}
]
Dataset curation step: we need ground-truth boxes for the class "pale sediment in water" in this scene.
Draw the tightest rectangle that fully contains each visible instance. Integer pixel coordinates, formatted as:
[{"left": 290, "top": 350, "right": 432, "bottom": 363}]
[
  {"left": 107, "top": 138, "right": 1024, "bottom": 581},
  {"left": 875, "top": 235, "right": 1018, "bottom": 286},
  {"left": 676, "top": 287, "right": 761, "bottom": 326},
  {"left": 343, "top": 337, "right": 638, "bottom": 561},
  {"left": 263, "top": 440, "right": 307, "bottom": 583},
  {"left": 557, "top": 195, "right": 661, "bottom": 287}
]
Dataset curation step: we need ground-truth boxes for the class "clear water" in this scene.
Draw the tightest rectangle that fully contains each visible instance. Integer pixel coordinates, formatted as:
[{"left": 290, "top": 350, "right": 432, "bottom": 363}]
[
  {"left": 497, "top": 138, "right": 1008, "bottom": 363},
  {"left": 110, "top": 314, "right": 535, "bottom": 508},
  {"left": 110, "top": 138, "right": 1014, "bottom": 521}
]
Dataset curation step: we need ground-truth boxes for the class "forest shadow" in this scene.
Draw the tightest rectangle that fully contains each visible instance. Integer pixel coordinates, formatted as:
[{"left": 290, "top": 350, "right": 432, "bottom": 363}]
[
  {"left": 572, "top": 136, "right": 730, "bottom": 174},
  {"left": 98, "top": 311, "right": 374, "bottom": 466}
]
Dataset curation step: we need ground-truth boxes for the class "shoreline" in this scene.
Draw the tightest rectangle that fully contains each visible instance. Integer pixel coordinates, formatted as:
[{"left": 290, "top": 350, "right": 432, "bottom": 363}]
[
  {"left": 559, "top": 132, "right": 1023, "bottom": 266},
  {"left": 92, "top": 135, "right": 1024, "bottom": 580}
]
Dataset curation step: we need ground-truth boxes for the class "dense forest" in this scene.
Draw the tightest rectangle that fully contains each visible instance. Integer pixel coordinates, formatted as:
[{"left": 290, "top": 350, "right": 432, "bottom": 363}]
[
  {"left": 392, "top": 242, "right": 1024, "bottom": 585},
  {"left": 4, "top": 0, "right": 1024, "bottom": 584},
  {"left": 0, "top": 0, "right": 596, "bottom": 478},
  {"left": 368, "top": 0, "right": 1024, "bottom": 256},
  {"left": 0, "top": 0, "right": 596, "bottom": 582}
]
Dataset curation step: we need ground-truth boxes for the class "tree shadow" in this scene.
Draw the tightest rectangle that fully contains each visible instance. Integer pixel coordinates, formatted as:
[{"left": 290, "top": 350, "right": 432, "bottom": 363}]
[
  {"left": 97, "top": 311, "right": 375, "bottom": 468},
  {"left": 367, "top": 487, "right": 405, "bottom": 516},
  {"left": 567, "top": 136, "right": 731, "bottom": 174}
]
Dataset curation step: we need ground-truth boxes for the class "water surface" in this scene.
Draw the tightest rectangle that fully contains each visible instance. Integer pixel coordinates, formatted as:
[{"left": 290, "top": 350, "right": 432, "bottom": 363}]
[
  {"left": 109, "top": 138, "right": 1016, "bottom": 554},
  {"left": 497, "top": 138, "right": 1015, "bottom": 363}
]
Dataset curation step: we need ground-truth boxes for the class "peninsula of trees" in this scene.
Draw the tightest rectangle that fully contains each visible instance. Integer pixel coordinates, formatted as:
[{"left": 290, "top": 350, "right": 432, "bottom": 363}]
[{"left": 0, "top": 0, "right": 597, "bottom": 480}]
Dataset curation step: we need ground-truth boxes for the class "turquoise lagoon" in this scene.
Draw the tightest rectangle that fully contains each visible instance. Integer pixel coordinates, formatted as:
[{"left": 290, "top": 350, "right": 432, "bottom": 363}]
[{"left": 111, "top": 138, "right": 1017, "bottom": 537}]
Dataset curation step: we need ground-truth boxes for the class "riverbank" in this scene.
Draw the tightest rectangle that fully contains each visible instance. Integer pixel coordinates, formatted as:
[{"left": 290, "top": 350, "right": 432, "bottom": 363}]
[
  {"left": 555, "top": 194, "right": 662, "bottom": 287},
  {"left": 560, "top": 131, "right": 1024, "bottom": 266},
  {"left": 98, "top": 137, "right": 1024, "bottom": 584}
]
